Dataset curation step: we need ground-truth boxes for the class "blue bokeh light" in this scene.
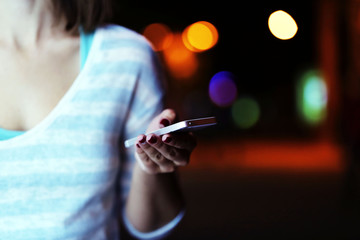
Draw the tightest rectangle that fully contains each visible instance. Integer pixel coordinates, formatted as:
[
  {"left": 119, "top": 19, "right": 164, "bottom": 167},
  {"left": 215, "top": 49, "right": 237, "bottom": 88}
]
[{"left": 208, "top": 71, "right": 238, "bottom": 107}]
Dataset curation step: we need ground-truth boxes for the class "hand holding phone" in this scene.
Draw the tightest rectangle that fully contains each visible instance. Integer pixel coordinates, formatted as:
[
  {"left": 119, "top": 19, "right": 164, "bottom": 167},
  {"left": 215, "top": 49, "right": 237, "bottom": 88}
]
[{"left": 124, "top": 116, "right": 216, "bottom": 148}]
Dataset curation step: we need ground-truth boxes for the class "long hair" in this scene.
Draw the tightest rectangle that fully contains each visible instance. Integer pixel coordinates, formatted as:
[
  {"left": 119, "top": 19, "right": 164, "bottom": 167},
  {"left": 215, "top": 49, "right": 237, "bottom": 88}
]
[{"left": 52, "top": 0, "right": 113, "bottom": 34}]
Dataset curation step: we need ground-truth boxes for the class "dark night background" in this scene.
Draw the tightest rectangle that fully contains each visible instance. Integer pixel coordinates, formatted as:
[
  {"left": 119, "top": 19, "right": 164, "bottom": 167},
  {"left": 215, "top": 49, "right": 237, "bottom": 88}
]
[
  {"left": 111, "top": 0, "right": 360, "bottom": 239},
  {"left": 113, "top": 0, "right": 318, "bottom": 139}
]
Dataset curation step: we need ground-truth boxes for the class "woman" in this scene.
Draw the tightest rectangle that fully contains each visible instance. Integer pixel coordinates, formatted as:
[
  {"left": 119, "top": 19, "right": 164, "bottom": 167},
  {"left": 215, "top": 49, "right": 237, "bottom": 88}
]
[{"left": 0, "top": 0, "right": 196, "bottom": 239}]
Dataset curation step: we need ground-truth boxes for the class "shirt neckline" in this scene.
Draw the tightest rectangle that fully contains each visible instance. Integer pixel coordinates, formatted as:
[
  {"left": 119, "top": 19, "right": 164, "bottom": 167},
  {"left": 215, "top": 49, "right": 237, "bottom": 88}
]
[{"left": 0, "top": 28, "right": 101, "bottom": 147}]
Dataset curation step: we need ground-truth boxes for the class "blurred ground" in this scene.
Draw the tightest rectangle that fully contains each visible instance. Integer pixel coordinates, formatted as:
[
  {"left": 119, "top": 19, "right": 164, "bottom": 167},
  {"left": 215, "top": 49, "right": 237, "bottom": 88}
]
[{"left": 167, "top": 139, "right": 360, "bottom": 240}]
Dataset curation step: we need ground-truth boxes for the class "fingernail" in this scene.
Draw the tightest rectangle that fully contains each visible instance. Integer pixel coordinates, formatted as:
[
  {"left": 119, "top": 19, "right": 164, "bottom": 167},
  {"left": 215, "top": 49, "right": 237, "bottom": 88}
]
[
  {"left": 162, "top": 135, "right": 172, "bottom": 143},
  {"left": 147, "top": 135, "right": 157, "bottom": 144},
  {"left": 136, "top": 143, "right": 141, "bottom": 148},
  {"left": 160, "top": 118, "right": 170, "bottom": 127},
  {"left": 138, "top": 135, "right": 146, "bottom": 144}
]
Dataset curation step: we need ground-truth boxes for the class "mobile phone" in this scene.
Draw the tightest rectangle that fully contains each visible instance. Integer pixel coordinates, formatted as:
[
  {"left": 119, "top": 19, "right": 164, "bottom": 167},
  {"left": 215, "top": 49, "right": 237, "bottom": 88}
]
[{"left": 124, "top": 116, "right": 217, "bottom": 148}]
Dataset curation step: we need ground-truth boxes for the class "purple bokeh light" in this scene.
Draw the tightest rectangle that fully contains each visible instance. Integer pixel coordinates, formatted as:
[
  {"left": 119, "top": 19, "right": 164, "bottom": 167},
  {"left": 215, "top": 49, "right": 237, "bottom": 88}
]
[{"left": 208, "top": 71, "right": 238, "bottom": 107}]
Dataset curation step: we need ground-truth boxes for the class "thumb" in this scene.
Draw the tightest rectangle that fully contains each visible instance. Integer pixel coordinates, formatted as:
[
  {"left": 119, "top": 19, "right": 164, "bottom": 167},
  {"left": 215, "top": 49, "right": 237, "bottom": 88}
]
[{"left": 159, "top": 109, "right": 177, "bottom": 128}]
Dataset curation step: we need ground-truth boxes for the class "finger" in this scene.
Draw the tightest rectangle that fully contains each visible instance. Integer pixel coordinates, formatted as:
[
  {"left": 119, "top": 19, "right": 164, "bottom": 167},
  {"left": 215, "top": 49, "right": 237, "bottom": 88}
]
[
  {"left": 159, "top": 109, "right": 177, "bottom": 125},
  {"left": 135, "top": 143, "right": 160, "bottom": 174},
  {"left": 147, "top": 134, "right": 189, "bottom": 167},
  {"left": 155, "top": 109, "right": 178, "bottom": 129},
  {"left": 161, "top": 132, "right": 197, "bottom": 152},
  {"left": 159, "top": 118, "right": 170, "bottom": 128},
  {"left": 139, "top": 135, "right": 176, "bottom": 172}
]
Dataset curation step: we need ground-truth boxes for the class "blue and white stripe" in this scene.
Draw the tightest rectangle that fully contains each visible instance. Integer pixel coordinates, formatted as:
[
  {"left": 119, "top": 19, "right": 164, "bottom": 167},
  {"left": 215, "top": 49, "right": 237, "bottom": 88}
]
[{"left": 0, "top": 25, "right": 178, "bottom": 239}]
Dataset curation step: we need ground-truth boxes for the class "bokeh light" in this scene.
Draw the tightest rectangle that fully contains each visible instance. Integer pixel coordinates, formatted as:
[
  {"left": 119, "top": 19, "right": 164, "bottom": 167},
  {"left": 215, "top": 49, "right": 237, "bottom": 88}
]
[
  {"left": 209, "top": 71, "right": 238, "bottom": 107},
  {"left": 182, "top": 21, "right": 218, "bottom": 52},
  {"left": 163, "top": 33, "right": 199, "bottom": 79},
  {"left": 296, "top": 70, "right": 327, "bottom": 125},
  {"left": 231, "top": 97, "right": 261, "bottom": 129},
  {"left": 268, "top": 10, "right": 298, "bottom": 40},
  {"left": 143, "top": 23, "right": 174, "bottom": 51}
]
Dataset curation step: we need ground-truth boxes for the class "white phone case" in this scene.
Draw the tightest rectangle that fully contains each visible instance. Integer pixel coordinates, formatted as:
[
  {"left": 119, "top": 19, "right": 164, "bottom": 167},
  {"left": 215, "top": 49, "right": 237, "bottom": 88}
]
[{"left": 124, "top": 117, "right": 216, "bottom": 148}]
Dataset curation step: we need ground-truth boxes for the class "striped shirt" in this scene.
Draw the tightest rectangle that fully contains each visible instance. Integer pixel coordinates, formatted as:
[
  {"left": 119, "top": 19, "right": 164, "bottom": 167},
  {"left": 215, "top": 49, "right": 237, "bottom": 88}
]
[{"left": 0, "top": 24, "right": 181, "bottom": 239}]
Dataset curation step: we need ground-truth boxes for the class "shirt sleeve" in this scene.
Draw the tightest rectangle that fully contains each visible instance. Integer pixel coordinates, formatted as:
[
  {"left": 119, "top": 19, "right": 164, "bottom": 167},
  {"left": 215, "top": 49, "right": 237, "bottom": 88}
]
[
  {"left": 122, "top": 208, "right": 185, "bottom": 240},
  {"left": 118, "top": 38, "right": 183, "bottom": 239},
  {"left": 119, "top": 39, "right": 165, "bottom": 202}
]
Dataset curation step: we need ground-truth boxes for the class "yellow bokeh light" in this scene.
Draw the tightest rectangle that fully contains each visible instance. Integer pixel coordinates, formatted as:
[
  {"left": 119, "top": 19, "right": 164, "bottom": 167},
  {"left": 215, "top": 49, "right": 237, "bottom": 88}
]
[
  {"left": 268, "top": 10, "right": 298, "bottom": 40},
  {"left": 182, "top": 21, "right": 218, "bottom": 52}
]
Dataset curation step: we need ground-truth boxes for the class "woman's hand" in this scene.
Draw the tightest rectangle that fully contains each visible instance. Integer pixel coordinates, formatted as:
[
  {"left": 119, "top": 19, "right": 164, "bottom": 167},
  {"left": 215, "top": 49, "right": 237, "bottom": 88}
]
[{"left": 135, "top": 109, "right": 197, "bottom": 174}]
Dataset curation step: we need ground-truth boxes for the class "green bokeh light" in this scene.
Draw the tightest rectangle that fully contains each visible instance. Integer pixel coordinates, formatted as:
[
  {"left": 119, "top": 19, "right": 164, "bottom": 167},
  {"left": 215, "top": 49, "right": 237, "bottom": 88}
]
[
  {"left": 297, "top": 70, "right": 327, "bottom": 125},
  {"left": 231, "top": 97, "right": 260, "bottom": 129}
]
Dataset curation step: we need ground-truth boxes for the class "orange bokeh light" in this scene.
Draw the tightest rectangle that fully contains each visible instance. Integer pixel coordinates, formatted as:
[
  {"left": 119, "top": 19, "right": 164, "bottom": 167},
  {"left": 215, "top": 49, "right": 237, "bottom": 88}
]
[
  {"left": 190, "top": 140, "right": 343, "bottom": 173},
  {"left": 163, "top": 33, "right": 198, "bottom": 79},
  {"left": 142, "top": 23, "right": 174, "bottom": 51},
  {"left": 182, "top": 21, "right": 218, "bottom": 52}
]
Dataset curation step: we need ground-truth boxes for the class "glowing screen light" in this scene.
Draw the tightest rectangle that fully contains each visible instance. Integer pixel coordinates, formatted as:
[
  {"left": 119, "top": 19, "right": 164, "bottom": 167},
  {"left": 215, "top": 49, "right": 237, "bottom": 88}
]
[
  {"left": 209, "top": 71, "right": 237, "bottom": 107},
  {"left": 296, "top": 70, "right": 327, "bottom": 125},
  {"left": 268, "top": 10, "right": 298, "bottom": 40},
  {"left": 182, "top": 21, "right": 218, "bottom": 52},
  {"left": 231, "top": 97, "right": 260, "bottom": 129},
  {"left": 143, "top": 23, "right": 173, "bottom": 51}
]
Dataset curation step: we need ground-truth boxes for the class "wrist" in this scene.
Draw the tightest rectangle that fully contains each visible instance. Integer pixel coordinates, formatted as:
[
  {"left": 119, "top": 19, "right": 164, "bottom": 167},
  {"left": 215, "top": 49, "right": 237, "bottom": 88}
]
[
  {"left": 128, "top": 162, "right": 185, "bottom": 230},
  {"left": 132, "top": 162, "right": 183, "bottom": 203}
]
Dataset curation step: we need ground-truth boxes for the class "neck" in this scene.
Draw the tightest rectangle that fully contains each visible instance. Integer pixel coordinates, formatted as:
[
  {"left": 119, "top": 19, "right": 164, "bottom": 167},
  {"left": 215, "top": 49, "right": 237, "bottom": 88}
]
[{"left": 0, "top": 0, "right": 68, "bottom": 50}]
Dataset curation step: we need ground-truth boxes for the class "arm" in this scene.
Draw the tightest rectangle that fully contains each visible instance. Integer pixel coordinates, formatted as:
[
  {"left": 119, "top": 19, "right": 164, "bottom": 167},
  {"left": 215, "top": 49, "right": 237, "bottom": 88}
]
[{"left": 125, "top": 109, "right": 196, "bottom": 234}]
